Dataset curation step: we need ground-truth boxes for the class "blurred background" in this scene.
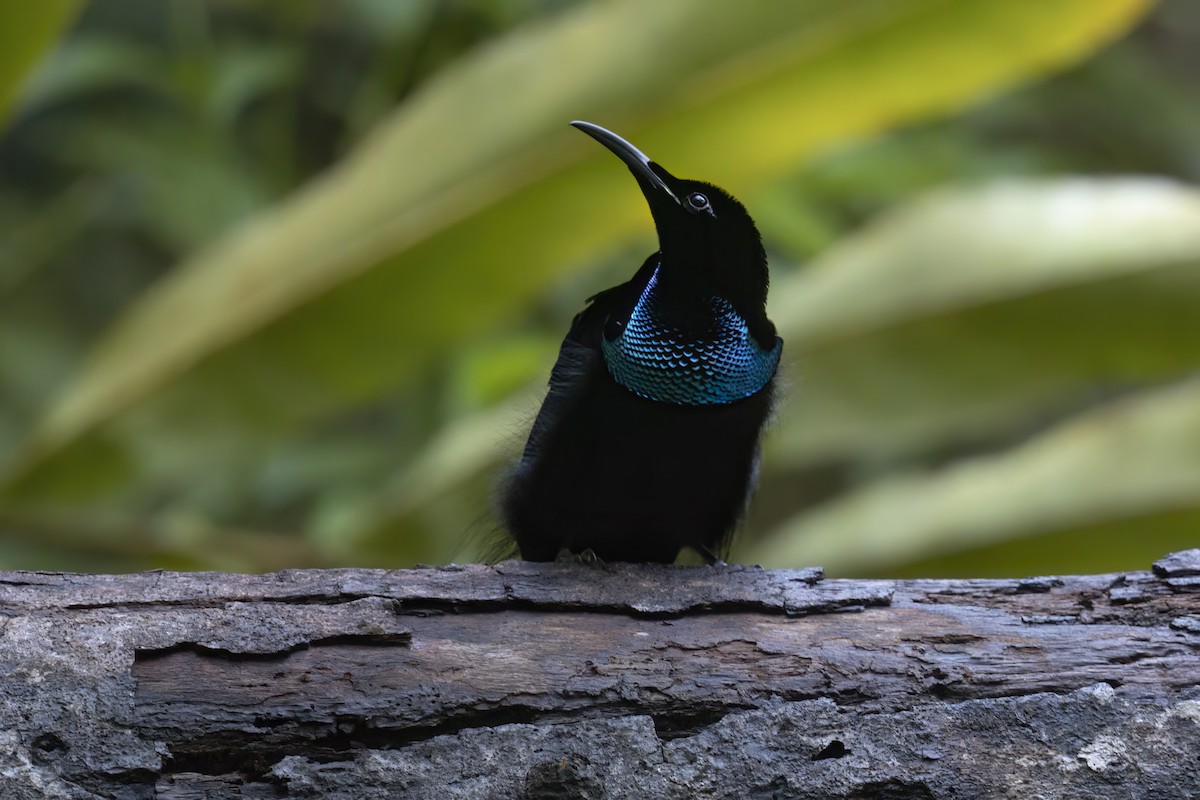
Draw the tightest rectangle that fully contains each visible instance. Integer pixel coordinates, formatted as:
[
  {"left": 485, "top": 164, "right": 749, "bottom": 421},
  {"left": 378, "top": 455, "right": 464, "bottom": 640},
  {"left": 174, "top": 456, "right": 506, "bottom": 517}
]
[{"left": 0, "top": 0, "right": 1197, "bottom": 576}]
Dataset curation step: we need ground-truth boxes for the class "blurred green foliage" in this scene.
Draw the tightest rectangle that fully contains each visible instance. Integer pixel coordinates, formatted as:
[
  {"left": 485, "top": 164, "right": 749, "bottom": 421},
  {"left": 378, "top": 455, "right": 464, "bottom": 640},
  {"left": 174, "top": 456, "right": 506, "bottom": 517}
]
[
  {"left": 1, "top": 0, "right": 1197, "bottom": 577},
  {"left": 0, "top": 2, "right": 83, "bottom": 121}
]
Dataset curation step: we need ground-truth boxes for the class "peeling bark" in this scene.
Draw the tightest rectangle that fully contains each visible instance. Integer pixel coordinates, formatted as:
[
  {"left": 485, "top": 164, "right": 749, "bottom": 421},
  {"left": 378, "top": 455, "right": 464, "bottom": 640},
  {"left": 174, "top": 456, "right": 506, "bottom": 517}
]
[{"left": 0, "top": 553, "right": 1198, "bottom": 798}]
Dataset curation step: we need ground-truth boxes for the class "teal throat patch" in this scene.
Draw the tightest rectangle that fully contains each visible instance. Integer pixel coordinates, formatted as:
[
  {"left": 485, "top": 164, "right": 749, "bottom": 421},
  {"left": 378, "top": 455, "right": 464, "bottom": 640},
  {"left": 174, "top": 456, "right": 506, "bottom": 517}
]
[{"left": 601, "top": 266, "right": 782, "bottom": 406}]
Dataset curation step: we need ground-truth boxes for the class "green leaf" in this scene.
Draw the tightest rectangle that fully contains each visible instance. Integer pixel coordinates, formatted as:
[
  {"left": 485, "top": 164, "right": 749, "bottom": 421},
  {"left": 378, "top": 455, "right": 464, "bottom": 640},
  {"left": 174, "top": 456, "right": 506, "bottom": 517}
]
[
  {"left": 746, "top": 378, "right": 1200, "bottom": 576},
  {"left": 14, "top": 36, "right": 174, "bottom": 111},
  {"left": 51, "top": 116, "right": 271, "bottom": 251},
  {"left": 308, "top": 390, "right": 536, "bottom": 560},
  {"left": 766, "top": 178, "right": 1200, "bottom": 468},
  {"left": 0, "top": 506, "right": 329, "bottom": 572},
  {"left": 0, "top": 0, "right": 81, "bottom": 124},
  {"left": 206, "top": 43, "right": 302, "bottom": 128},
  {"left": 2, "top": 0, "right": 1151, "bottom": 503}
]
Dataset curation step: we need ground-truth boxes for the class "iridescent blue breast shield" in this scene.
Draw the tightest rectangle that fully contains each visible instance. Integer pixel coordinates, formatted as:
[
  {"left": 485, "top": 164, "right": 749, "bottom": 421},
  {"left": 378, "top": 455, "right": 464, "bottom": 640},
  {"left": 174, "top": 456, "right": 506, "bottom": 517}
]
[{"left": 601, "top": 265, "right": 782, "bottom": 406}]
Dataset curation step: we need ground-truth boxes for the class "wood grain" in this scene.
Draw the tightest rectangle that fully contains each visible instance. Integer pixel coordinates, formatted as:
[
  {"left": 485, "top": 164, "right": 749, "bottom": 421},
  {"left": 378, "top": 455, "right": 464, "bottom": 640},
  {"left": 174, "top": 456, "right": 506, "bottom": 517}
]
[{"left": 0, "top": 554, "right": 1197, "bottom": 798}]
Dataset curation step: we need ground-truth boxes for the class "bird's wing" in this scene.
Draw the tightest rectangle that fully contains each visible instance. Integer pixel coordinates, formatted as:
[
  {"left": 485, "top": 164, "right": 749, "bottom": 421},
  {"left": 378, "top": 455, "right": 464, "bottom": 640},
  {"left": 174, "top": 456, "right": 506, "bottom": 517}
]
[
  {"left": 564, "top": 253, "right": 660, "bottom": 349},
  {"left": 517, "top": 254, "right": 660, "bottom": 461}
]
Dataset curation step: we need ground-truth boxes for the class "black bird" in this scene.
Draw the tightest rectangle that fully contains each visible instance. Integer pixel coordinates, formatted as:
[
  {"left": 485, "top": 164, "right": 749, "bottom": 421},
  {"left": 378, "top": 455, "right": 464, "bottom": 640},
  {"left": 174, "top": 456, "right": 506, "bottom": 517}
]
[{"left": 500, "top": 121, "right": 782, "bottom": 564}]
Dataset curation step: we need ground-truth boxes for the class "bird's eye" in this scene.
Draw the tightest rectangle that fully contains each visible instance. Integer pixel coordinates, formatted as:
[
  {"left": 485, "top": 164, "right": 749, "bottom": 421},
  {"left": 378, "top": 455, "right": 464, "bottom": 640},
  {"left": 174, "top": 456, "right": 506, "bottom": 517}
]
[{"left": 686, "top": 192, "right": 709, "bottom": 210}]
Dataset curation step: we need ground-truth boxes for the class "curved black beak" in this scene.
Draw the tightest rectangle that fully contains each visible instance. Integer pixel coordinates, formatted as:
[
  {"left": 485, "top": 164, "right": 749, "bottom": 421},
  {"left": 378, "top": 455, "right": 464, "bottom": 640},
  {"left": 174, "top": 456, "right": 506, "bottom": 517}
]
[{"left": 571, "top": 120, "right": 680, "bottom": 205}]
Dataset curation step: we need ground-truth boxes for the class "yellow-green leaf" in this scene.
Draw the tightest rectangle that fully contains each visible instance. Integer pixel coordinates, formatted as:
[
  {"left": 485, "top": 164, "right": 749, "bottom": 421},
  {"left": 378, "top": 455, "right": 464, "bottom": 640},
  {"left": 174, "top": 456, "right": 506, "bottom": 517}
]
[
  {"left": 747, "top": 378, "right": 1200, "bottom": 576},
  {"left": 0, "top": 1, "right": 80, "bottom": 124},
  {"left": 768, "top": 178, "right": 1200, "bottom": 468}
]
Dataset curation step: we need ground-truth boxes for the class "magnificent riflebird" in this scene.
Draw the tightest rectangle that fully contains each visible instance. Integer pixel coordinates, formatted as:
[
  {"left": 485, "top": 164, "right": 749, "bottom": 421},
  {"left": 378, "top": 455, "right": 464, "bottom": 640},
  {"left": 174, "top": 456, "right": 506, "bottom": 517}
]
[{"left": 500, "top": 121, "right": 782, "bottom": 563}]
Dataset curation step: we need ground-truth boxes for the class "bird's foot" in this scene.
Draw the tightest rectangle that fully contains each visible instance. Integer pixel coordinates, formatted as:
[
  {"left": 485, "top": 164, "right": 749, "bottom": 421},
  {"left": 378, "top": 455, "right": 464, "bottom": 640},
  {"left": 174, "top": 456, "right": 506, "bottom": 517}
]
[
  {"left": 555, "top": 548, "right": 607, "bottom": 568},
  {"left": 576, "top": 548, "right": 607, "bottom": 568},
  {"left": 692, "top": 544, "right": 727, "bottom": 567}
]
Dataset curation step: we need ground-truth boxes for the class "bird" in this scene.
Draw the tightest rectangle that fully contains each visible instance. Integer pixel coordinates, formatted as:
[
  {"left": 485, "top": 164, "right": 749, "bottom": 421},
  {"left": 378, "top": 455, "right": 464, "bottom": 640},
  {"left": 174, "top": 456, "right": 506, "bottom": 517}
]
[{"left": 499, "top": 121, "right": 782, "bottom": 564}]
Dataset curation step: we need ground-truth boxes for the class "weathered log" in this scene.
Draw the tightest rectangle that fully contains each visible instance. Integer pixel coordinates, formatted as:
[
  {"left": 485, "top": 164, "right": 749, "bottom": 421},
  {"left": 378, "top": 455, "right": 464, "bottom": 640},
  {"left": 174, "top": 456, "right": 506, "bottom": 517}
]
[{"left": 1, "top": 552, "right": 1198, "bottom": 799}]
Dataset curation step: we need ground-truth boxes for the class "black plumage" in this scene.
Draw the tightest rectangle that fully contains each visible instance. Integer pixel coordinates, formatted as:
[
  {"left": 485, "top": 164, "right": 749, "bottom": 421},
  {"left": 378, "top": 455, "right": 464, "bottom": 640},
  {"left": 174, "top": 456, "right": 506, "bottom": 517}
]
[{"left": 500, "top": 121, "right": 782, "bottom": 563}]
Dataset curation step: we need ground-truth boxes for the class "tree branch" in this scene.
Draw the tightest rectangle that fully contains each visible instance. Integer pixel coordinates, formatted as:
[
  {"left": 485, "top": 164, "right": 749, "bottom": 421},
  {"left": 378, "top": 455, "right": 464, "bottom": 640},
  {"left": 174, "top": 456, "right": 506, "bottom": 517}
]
[{"left": 2, "top": 552, "right": 1198, "bottom": 798}]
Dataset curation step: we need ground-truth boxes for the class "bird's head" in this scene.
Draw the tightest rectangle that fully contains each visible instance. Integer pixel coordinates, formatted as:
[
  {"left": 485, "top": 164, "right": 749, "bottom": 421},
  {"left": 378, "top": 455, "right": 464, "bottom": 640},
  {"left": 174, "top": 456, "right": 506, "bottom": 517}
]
[{"left": 571, "top": 121, "right": 771, "bottom": 342}]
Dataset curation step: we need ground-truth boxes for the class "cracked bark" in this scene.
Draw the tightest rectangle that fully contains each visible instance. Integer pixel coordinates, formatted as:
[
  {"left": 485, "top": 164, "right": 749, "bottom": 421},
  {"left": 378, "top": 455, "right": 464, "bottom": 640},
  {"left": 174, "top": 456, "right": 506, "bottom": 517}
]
[{"left": 1, "top": 552, "right": 1198, "bottom": 799}]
